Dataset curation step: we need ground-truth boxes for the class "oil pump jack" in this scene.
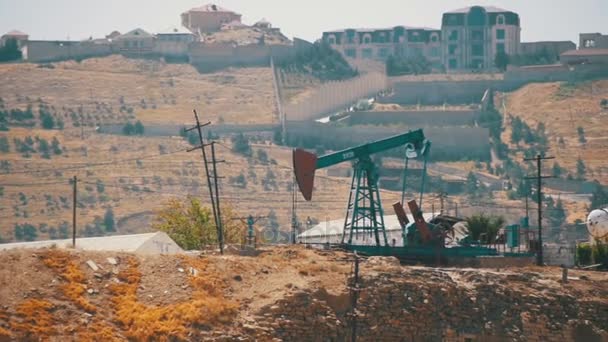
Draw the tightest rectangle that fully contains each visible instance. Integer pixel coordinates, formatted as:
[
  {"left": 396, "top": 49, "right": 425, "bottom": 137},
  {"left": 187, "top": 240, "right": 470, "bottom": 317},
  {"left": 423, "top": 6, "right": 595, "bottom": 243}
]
[{"left": 293, "top": 129, "right": 431, "bottom": 247}]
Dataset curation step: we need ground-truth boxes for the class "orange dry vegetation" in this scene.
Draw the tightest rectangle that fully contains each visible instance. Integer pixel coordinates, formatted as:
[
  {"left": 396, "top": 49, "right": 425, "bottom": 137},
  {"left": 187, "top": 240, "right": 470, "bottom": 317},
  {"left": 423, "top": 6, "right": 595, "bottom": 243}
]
[
  {"left": 109, "top": 257, "right": 237, "bottom": 341},
  {"left": 42, "top": 249, "right": 97, "bottom": 313},
  {"left": 9, "top": 299, "right": 55, "bottom": 338}
]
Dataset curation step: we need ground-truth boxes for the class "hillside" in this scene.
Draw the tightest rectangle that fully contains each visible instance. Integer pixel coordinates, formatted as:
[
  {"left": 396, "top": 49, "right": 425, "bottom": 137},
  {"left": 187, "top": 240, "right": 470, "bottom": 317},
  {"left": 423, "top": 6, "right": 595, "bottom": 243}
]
[
  {"left": 0, "top": 56, "right": 404, "bottom": 243},
  {"left": 503, "top": 80, "right": 608, "bottom": 183},
  {"left": 0, "top": 246, "right": 606, "bottom": 341}
]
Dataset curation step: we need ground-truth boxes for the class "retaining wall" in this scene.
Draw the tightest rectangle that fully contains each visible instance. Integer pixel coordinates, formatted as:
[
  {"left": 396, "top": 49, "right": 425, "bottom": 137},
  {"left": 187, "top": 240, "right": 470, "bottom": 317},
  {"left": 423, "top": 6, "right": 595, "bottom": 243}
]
[
  {"left": 26, "top": 40, "right": 112, "bottom": 63},
  {"left": 348, "top": 110, "right": 479, "bottom": 126}
]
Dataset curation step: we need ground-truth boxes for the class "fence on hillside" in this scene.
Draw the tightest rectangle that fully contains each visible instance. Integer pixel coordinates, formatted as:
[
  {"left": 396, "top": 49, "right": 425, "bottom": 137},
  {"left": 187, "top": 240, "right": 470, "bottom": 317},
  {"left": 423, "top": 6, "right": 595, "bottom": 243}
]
[{"left": 282, "top": 72, "right": 388, "bottom": 121}]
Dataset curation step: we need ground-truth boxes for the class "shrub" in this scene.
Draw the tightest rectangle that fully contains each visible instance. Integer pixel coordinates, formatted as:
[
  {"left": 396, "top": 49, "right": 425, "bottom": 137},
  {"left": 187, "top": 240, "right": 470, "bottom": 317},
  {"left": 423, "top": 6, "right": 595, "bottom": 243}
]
[
  {"left": 153, "top": 197, "right": 245, "bottom": 249},
  {"left": 231, "top": 133, "right": 251, "bottom": 156},
  {"left": 256, "top": 149, "right": 269, "bottom": 164},
  {"left": 465, "top": 213, "right": 505, "bottom": 243},
  {"left": 386, "top": 54, "right": 431, "bottom": 76},
  {"left": 0, "top": 136, "right": 9, "bottom": 153},
  {"left": 134, "top": 120, "right": 144, "bottom": 135},
  {"left": 104, "top": 208, "right": 115, "bottom": 232}
]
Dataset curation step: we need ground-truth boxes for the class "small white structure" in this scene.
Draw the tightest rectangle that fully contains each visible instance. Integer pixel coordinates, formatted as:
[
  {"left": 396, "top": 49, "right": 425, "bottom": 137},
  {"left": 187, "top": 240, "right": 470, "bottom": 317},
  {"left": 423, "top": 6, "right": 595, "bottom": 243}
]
[
  {"left": 299, "top": 213, "right": 436, "bottom": 246},
  {"left": 0, "top": 232, "right": 183, "bottom": 255}
]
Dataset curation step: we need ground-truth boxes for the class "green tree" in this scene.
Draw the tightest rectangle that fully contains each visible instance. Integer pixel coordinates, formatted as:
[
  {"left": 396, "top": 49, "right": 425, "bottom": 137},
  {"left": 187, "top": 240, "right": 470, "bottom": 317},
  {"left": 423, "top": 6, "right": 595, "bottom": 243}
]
[
  {"left": 122, "top": 122, "right": 135, "bottom": 135},
  {"left": 552, "top": 162, "right": 563, "bottom": 178},
  {"left": 38, "top": 138, "right": 50, "bottom": 159},
  {"left": 494, "top": 51, "right": 510, "bottom": 71},
  {"left": 40, "top": 111, "right": 55, "bottom": 129},
  {"left": 0, "top": 38, "right": 22, "bottom": 62},
  {"left": 134, "top": 120, "right": 145, "bottom": 135},
  {"left": 0, "top": 136, "right": 9, "bottom": 153},
  {"left": 104, "top": 208, "right": 116, "bottom": 232},
  {"left": 576, "top": 158, "right": 586, "bottom": 180},
  {"left": 231, "top": 133, "right": 252, "bottom": 156},
  {"left": 51, "top": 137, "right": 62, "bottom": 155},
  {"left": 465, "top": 213, "right": 505, "bottom": 243},
  {"left": 548, "top": 198, "right": 566, "bottom": 227},
  {"left": 577, "top": 126, "right": 587, "bottom": 144},
  {"left": 591, "top": 182, "right": 608, "bottom": 208},
  {"left": 153, "top": 197, "right": 245, "bottom": 250}
]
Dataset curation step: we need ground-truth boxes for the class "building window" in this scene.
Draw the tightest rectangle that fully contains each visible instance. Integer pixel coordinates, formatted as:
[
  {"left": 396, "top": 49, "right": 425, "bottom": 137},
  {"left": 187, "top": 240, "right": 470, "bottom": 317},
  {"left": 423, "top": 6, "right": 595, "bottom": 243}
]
[
  {"left": 328, "top": 36, "right": 336, "bottom": 44},
  {"left": 472, "top": 44, "right": 484, "bottom": 56},
  {"left": 447, "top": 15, "right": 458, "bottom": 25},
  {"left": 496, "top": 43, "right": 505, "bottom": 54},
  {"left": 378, "top": 48, "right": 390, "bottom": 58},
  {"left": 497, "top": 15, "right": 505, "bottom": 25},
  {"left": 363, "top": 35, "right": 371, "bottom": 44},
  {"left": 472, "top": 59, "right": 484, "bottom": 69},
  {"left": 430, "top": 47, "right": 440, "bottom": 57},
  {"left": 448, "top": 44, "right": 458, "bottom": 55},
  {"left": 449, "top": 59, "right": 458, "bottom": 69},
  {"left": 362, "top": 48, "right": 373, "bottom": 59},
  {"left": 496, "top": 29, "right": 505, "bottom": 40},
  {"left": 449, "top": 30, "right": 458, "bottom": 41},
  {"left": 584, "top": 39, "right": 596, "bottom": 48},
  {"left": 471, "top": 30, "right": 483, "bottom": 41},
  {"left": 345, "top": 48, "right": 357, "bottom": 58},
  {"left": 431, "top": 34, "right": 438, "bottom": 42}
]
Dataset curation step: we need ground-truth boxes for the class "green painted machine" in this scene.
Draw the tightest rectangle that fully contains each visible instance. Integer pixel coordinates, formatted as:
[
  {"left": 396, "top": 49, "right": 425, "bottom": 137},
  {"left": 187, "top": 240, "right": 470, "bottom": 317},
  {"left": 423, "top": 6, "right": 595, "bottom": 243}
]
[{"left": 293, "top": 129, "right": 430, "bottom": 247}]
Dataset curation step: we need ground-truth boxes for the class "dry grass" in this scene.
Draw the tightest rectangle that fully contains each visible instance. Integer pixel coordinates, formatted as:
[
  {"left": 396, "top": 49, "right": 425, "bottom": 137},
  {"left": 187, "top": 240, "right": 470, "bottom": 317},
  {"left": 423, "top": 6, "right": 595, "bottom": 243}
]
[
  {"left": 8, "top": 299, "right": 55, "bottom": 338},
  {"left": 109, "top": 256, "right": 237, "bottom": 341},
  {"left": 503, "top": 80, "right": 608, "bottom": 182},
  {"left": 42, "top": 249, "right": 97, "bottom": 313}
]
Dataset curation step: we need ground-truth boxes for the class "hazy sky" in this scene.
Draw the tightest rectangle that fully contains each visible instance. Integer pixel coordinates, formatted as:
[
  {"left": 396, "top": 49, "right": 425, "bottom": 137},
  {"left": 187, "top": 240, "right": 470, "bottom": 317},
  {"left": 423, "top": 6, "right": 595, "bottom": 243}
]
[{"left": 1, "top": 0, "right": 606, "bottom": 45}]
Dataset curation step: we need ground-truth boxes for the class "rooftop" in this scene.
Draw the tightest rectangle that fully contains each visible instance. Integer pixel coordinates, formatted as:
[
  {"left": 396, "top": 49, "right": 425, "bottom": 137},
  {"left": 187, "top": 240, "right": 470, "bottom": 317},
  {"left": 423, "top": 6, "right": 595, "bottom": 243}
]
[
  {"left": 2, "top": 30, "right": 28, "bottom": 37},
  {"left": 445, "top": 5, "right": 512, "bottom": 14},
  {"left": 185, "top": 3, "right": 239, "bottom": 14},
  {"left": 0, "top": 232, "right": 184, "bottom": 255},
  {"left": 157, "top": 26, "right": 194, "bottom": 35},
  {"left": 324, "top": 26, "right": 440, "bottom": 33},
  {"left": 562, "top": 48, "right": 608, "bottom": 56}
]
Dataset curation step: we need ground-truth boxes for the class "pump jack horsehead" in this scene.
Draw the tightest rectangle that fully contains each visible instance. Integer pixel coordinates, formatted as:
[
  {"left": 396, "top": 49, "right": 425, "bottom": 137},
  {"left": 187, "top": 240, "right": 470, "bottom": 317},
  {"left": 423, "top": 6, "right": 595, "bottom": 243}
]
[{"left": 292, "top": 129, "right": 432, "bottom": 247}]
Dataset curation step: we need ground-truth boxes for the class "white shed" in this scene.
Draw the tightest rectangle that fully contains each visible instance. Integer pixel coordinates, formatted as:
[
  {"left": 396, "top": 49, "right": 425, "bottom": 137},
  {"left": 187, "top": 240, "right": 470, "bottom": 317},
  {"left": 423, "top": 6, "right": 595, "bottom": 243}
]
[{"left": 0, "top": 232, "right": 184, "bottom": 255}]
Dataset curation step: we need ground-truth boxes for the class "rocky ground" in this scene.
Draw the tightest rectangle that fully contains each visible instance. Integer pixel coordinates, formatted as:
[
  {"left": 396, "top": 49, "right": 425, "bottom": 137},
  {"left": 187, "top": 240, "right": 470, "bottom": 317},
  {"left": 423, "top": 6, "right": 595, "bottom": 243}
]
[{"left": 0, "top": 245, "right": 606, "bottom": 341}]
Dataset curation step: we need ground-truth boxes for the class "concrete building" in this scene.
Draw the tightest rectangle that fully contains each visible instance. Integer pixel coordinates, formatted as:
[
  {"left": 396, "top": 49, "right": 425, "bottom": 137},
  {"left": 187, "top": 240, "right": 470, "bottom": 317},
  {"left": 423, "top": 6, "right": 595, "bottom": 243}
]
[
  {"left": 298, "top": 213, "right": 437, "bottom": 246},
  {"left": 579, "top": 32, "right": 608, "bottom": 49},
  {"left": 0, "top": 232, "right": 184, "bottom": 255},
  {"left": 1, "top": 30, "right": 28, "bottom": 48},
  {"left": 441, "top": 5, "right": 521, "bottom": 71},
  {"left": 560, "top": 48, "right": 608, "bottom": 65},
  {"left": 181, "top": 4, "right": 242, "bottom": 35},
  {"left": 113, "top": 28, "right": 155, "bottom": 54},
  {"left": 154, "top": 27, "right": 197, "bottom": 58},
  {"left": 321, "top": 26, "right": 442, "bottom": 67}
]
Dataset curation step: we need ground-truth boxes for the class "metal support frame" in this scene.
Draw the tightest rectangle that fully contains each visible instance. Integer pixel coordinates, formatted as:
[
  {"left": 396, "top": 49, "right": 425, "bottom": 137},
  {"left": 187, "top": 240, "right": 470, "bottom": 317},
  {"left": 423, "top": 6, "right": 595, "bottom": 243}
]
[{"left": 341, "top": 157, "right": 388, "bottom": 247}]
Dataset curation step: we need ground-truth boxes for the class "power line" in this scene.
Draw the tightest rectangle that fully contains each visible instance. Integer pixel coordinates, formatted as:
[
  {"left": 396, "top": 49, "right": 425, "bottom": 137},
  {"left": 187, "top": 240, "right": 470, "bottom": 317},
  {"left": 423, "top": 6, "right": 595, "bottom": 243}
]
[{"left": 0, "top": 148, "right": 190, "bottom": 175}]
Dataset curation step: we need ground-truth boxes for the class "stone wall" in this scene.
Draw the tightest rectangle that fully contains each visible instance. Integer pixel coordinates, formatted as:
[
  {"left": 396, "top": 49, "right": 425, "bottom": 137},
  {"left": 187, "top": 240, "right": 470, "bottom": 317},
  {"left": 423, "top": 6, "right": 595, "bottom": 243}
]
[
  {"left": 285, "top": 122, "right": 490, "bottom": 161},
  {"left": 188, "top": 42, "right": 296, "bottom": 72},
  {"left": 247, "top": 264, "right": 608, "bottom": 341},
  {"left": 348, "top": 110, "right": 478, "bottom": 127},
  {"left": 283, "top": 72, "right": 388, "bottom": 121},
  {"left": 26, "top": 40, "right": 112, "bottom": 63}
]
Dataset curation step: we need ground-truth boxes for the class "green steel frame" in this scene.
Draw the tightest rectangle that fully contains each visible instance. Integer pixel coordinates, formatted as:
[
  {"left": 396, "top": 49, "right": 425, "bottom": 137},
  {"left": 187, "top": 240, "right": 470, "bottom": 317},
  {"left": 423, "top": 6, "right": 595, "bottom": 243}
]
[{"left": 341, "top": 157, "right": 388, "bottom": 246}]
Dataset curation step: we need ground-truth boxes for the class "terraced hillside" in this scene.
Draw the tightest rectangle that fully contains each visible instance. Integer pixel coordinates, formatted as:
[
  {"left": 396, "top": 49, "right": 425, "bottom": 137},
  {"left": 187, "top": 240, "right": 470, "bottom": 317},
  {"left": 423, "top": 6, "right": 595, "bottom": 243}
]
[
  {"left": 503, "top": 80, "right": 608, "bottom": 183},
  {"left": 0, "top": 56, "right": 406, "bottom": 243}
]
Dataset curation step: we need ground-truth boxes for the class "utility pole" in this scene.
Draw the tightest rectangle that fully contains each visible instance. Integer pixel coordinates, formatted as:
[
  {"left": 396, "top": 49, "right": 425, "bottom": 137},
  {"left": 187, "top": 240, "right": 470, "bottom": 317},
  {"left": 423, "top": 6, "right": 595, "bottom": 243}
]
[
  {"left": 210, "top": 142, "right": 225, "bottom": 253},
  {"left": 187, "top": 110, "right": 224, "bottom": 254},
  {"left": 72, "top": 175, "right": 77, "bottom": 248},
  {"left": 291, "top": 175, "right": 298, "bottom": 244},
  {"left": 524, "top": 154, "right": 555, "bottom": 266}
]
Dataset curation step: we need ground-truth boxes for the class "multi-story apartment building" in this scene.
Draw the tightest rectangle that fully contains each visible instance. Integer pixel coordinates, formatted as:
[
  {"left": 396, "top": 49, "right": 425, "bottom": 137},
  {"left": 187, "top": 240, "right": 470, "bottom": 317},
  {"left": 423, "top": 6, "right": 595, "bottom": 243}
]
[
  {"left": 323, "top": 5, "right": 521, "bottom": 72},
  {"left": 441, "top": 6, "right": 520, "bottom": 71},
  {"left": 321, "top": 26, "right": 442, "bottom": 68},
  {"left": 579, "top": 33, "right": 608, "bottom": 49}
]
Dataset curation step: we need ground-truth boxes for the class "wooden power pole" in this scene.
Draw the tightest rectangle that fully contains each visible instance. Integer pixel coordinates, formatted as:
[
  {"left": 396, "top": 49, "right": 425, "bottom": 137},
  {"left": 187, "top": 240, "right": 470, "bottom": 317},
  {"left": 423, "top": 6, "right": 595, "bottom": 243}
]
[{"left": 72, "top": 175, "right": 77, "bottom": 248}]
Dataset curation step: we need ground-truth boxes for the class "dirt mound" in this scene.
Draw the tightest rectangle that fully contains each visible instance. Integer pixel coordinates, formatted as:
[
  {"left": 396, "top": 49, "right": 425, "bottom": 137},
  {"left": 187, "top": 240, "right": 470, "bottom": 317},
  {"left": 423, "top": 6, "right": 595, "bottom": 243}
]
[{"left": 1, "top": 245, "right": 606, "bottom": 341}]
